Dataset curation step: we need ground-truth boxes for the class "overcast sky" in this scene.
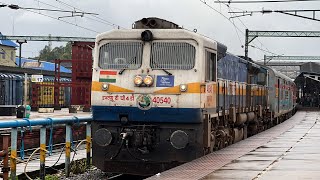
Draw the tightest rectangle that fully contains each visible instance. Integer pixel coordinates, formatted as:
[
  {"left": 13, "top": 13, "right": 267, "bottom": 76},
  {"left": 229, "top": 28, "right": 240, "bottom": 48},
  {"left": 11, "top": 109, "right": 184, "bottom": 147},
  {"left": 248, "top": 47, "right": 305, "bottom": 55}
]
[{"left": 1, "top": 0, "right": 320, "bottom": 60}]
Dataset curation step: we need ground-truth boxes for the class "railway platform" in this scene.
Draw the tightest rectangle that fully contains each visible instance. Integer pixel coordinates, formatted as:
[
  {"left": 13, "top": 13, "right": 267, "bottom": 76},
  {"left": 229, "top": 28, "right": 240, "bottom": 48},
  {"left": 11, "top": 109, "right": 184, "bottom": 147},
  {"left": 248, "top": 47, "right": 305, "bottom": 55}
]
[
  {"left": 0, "top": 108, "right": 91, "bottom": 121},
  {"left": 148, "top": 110, "right": 320, "bottom": 180}
]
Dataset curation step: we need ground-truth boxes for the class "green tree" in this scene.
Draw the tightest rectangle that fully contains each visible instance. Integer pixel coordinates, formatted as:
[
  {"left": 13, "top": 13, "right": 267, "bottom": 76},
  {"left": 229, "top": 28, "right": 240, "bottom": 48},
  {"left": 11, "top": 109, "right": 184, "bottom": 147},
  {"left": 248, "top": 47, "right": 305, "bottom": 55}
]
[{"left": 36, "top": 42, "right": 72, "bottom": 61}]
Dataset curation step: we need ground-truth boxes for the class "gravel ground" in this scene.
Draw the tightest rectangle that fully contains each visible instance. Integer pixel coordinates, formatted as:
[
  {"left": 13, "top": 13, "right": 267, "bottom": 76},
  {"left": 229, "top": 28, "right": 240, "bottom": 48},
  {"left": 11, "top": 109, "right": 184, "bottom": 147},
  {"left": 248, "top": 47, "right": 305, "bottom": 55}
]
[
  {"left": 61, "top": 168, "right": 109, "bottom": 180},
  {"left": 60, "top": 168, "right": 146, "bottom": 180}
]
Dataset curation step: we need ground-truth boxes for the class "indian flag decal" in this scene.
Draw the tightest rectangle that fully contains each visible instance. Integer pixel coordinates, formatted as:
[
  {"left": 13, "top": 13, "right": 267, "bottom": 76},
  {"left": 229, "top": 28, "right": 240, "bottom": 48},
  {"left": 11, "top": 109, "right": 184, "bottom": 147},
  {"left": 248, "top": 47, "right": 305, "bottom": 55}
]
[{"left": 99, "top": 70, "right": 117, "bottom": 83}]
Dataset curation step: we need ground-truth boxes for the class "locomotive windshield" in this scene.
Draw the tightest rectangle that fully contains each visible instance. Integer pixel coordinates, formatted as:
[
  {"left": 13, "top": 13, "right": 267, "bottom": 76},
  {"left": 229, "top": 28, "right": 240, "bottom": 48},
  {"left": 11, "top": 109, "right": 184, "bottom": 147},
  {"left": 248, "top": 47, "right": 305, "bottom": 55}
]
[
  {"left": 150, "top": 42, "right": 195, "bottom": 70},
  {"left": 99, "top": 42, "right": 143, "bottom": 69}
]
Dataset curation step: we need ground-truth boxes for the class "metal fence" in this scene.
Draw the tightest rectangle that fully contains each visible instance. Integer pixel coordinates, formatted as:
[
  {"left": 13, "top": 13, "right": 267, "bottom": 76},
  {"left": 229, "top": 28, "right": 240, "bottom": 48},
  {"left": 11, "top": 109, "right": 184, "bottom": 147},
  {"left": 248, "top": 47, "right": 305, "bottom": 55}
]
[{"left": 0, "top": 116, "right": 92, "bottom": 180}]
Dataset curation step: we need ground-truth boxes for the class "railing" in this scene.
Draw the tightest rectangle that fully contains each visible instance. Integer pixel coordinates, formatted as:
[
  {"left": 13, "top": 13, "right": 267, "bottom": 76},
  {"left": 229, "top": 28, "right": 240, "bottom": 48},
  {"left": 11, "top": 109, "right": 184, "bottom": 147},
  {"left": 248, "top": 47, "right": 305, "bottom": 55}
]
[{"left": 0, "top": 116, "right": 92, "bottom": 180}]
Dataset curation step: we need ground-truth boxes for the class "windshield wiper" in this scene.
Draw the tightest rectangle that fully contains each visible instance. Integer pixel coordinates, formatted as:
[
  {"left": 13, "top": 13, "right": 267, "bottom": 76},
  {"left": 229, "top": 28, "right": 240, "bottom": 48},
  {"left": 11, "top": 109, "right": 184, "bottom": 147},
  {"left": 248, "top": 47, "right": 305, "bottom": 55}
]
[
  {"left": 118, "top": 68, "right": 126, "bottom": 75},
  {"left": 161, "top": 69, "right": 172, "bottom": 76},
  {"left": 152, "top": 61, "right": 172, "bottom": 76},
  {"left": 119, "top": 56, "right": 136, "bottom": 75}
]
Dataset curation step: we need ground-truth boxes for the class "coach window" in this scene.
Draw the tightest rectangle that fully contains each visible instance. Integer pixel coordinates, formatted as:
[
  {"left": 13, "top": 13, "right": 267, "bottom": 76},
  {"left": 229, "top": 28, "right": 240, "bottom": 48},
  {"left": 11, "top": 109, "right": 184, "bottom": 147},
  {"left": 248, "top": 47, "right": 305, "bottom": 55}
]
[{"left": 205, "top": 51, "right": 216, "bottom": 81}]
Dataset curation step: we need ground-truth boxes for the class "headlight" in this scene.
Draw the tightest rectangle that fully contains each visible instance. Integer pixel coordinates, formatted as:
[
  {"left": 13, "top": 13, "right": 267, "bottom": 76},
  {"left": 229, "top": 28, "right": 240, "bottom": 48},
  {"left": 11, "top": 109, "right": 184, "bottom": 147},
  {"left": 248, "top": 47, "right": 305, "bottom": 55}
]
[
  {"left": 180, "top": 84, "right": 188, "bottom": 92},
  {"left": 101, "top": 83, "right": 109, "bottom": 91},
  {"left": 143, "top": 75, "right": 154, "bottom": 86},
  {"left": 134, "top": 75, "right": 143, "bottom": 86}
]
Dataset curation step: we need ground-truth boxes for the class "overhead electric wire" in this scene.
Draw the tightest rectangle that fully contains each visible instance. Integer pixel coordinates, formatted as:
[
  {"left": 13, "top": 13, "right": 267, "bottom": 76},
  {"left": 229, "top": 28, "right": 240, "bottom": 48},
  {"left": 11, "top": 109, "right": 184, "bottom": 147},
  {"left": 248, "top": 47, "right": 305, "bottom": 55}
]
[
  {"left": 11, "top": 6, "right": 97, "bottom": 15},
  {"left": 249, "top": 45, "right": 279, "bottom": 55},
  {"left": 227, "top": 5, "right": 244, "bottom": 45},
  {"left": 199, "top": 0, "right": 244, "bottom": 36},
  {"left": 215, "top": 0, "right": 320, "bottom": 3},
  {"left": 55, "top": 0, "right": 125, "bottom": 29},
  {"left": 24, "top": 9, "right": 100, "bottom": 33},
  {"left": 225, "top": 3, "right": 281, "bottom": 56},
  {"left": 228, "top": 8, "right": 320, "bottom": 22},
  {"left": 33, "top": 0, "right": 120, "bottom": 28},
  {"left": 200, "top": 0, "right": 281, "bottom": 56},
  {"left": 0, "top": 1, "right": 99, "bottom": 33}
]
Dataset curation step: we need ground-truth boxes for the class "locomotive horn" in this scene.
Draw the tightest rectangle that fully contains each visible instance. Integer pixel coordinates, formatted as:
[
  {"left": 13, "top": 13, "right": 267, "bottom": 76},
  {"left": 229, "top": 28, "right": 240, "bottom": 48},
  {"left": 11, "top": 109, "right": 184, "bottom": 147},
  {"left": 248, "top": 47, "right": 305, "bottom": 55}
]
[
  {"left": 141, "top": 18, "right": 149, "bottom": 25},
  {"left": 149, "top": 19, "right": 157, "bottom": 28}
]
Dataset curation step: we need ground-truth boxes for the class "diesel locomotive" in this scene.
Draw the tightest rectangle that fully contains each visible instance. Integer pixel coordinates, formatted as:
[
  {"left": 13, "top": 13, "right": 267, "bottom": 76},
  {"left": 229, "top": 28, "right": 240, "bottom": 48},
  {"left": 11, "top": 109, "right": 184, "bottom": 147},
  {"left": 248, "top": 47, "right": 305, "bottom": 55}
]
[{"left": 91, "top": 17, "right": 296, "bottom": 175}]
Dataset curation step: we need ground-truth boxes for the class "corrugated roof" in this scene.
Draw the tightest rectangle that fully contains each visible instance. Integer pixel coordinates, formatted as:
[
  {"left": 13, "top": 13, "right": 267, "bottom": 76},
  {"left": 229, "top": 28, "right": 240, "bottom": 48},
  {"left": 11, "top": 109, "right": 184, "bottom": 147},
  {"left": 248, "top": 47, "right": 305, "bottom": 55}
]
[
  {"left": 15, "top": 57, "right": 71, "bottom": 73},
  {"left": 0, "top": 33, "right": 18, "bottom": 47}
]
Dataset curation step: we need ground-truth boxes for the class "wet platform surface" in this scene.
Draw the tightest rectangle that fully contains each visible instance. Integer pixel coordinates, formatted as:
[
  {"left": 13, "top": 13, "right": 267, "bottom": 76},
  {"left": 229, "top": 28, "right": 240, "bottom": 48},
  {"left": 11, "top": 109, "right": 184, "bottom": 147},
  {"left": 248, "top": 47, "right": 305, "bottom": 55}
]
[
  {"left": 204, "top": 111, "right": 320, "bottom": 180},
  {"left": 148, "top": 111, "right": 320, "bottom": 180}
]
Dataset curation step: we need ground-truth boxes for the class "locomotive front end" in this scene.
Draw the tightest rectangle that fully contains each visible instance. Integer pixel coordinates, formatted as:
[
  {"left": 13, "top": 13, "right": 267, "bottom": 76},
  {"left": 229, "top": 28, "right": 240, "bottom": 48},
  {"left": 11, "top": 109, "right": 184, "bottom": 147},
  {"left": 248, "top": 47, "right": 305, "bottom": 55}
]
[{"left": 91, "top": 18, "right": 205, "bottom": 175}]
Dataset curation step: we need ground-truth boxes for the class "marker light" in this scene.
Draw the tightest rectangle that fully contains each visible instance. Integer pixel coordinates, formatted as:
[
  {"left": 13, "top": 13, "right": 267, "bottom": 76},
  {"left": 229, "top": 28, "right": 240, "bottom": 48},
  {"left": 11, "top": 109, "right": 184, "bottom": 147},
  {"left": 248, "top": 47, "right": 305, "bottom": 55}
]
[
  {"left": 101, "top": 83, "right": 109, "bottom": 91},
  {"left": 134, "top": 75, "right": 143, "bottom": 86},
  {"left": 180, "top": 84, "right": 188, "bottom": 92},
  {"left": 143, "top": 75, "right": 154, "bottom": 86}
]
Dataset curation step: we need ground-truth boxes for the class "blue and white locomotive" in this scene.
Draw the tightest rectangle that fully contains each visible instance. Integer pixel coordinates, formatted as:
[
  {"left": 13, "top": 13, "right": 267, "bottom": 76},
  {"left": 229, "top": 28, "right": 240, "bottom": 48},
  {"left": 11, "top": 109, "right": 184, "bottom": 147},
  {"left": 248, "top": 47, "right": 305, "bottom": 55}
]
[{"left": 91, "top": 17, "right": 296, "bottom": 175}]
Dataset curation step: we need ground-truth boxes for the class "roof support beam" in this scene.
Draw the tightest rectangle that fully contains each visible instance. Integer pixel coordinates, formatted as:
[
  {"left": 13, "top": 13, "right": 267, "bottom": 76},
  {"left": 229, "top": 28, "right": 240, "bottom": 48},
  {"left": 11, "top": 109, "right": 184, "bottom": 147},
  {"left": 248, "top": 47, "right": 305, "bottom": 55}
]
[
  {"left": 0, "top": 35, "right": 95, "bottom": 42},
  {"left": 263, "top": 55, "right": 320, "bottom": 65},
  {"left": 245, "top": 30, "right": 320, "bottom": 60}
]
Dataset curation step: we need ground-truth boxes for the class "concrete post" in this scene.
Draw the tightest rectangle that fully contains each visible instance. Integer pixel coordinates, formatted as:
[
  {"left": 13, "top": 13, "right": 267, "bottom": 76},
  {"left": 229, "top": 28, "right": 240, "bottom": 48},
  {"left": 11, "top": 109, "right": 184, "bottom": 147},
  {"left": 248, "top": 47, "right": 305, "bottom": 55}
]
[
  {"left": 10, "top": 128, "right": 18, "bottom": 179},
  {"left": 65, "top": 124, "right": 72, "bottom": 177},
  {"left": 86, "top": 123, "right": 91, "bottom": 169},
  {"left": 39, "top": 126, "right": 46, "bottom": 179},
  {"left": 2, "top": 134, "right": 10, "bottom": 180}
]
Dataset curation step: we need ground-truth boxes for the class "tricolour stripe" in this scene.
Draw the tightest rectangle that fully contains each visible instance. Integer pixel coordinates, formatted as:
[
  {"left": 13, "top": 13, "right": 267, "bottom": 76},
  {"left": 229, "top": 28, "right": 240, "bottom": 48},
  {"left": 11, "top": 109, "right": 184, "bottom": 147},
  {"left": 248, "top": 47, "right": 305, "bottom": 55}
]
[
  {"left": 99, "top": 78, "right": 116, "bottom": 83},
  {"left": 100, "top": 71, "right": 117, "bottom": 75},
  {"left": 99, "top": 74, "right": 115, "bottom": 78}
]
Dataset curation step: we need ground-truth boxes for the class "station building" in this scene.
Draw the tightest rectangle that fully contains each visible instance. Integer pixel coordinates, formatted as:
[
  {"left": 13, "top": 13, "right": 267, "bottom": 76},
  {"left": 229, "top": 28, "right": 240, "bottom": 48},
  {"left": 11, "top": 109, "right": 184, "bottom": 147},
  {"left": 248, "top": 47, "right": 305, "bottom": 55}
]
[{"left": 0, "top": 32, "right": 18, "bottom": 67}]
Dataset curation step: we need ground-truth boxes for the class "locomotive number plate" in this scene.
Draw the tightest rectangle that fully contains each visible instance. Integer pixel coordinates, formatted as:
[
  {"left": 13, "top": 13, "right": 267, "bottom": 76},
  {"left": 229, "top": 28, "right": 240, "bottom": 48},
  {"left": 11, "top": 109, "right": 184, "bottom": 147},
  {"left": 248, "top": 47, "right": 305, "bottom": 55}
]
[{"left": 152, "top": 96, "right": 172, "bottom": 104}]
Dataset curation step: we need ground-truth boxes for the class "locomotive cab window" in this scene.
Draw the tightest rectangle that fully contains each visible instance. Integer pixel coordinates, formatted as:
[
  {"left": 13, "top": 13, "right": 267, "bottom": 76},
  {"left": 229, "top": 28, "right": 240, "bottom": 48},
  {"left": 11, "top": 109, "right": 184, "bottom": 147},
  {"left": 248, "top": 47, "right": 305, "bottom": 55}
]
[
  {"left": 205, "top": 51, "right": 216, "bottom": 81},
  {"left": 99, "top": 41, "right": 143, "bottom": 69},
  {"left": 150, "top": 42, "right": 195, "bottom": 70}
]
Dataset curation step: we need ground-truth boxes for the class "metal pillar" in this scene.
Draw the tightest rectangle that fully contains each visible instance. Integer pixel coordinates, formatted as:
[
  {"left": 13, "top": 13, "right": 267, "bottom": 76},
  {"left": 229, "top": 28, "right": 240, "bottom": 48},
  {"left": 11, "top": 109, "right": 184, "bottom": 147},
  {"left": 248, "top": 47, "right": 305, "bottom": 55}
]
[
  {"left": 18, "top": 43, "right": 22, "bottom": 68},
  {"left": 65, "top": 124, "right": 72, "bottom": 177},
  {"left": 16, "top": 40, "right": 27, "bottom": 68},
  {"left": 245, "top": 29, "right": 249, "bottom": 60},
  {"left": 24, "top": 73, "right": 28, "bottom": 105},
  {"left": 39, "top": 126, "right": 46, "bottom": 179},
  {"left": 86, "top": 123, "right": 91, "bottom": 169},
  {"left": 10, "top": 128, "right": 18, "bottom": 179}
]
